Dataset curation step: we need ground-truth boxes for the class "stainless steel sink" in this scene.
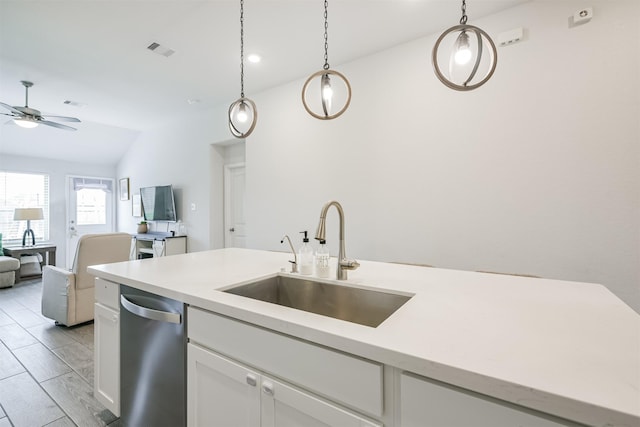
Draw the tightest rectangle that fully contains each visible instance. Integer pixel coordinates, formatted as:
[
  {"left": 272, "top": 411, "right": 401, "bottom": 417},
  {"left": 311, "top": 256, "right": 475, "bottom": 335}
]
[{"left": 223, "top": 275, "right": 412, "bottom": 327}]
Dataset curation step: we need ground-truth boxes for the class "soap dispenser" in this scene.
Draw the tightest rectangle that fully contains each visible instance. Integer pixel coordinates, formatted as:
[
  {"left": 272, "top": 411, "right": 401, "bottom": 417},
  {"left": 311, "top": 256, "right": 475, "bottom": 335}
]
[
  {"left": 314, "top": 239, "right": 330, "bottom": 278},
  {"left": 298, "top": 231, "right": 314, "bottom": 275}
]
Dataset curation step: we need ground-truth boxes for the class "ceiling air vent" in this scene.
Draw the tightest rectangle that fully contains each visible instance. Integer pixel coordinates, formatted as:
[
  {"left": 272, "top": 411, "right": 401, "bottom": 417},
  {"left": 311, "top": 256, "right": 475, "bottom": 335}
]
[
  {"left": 63, "top": 100, "right": 87, "bottom": 108},
  {"left": 147, "top": 42, "right": 175, "bottom": 57}
]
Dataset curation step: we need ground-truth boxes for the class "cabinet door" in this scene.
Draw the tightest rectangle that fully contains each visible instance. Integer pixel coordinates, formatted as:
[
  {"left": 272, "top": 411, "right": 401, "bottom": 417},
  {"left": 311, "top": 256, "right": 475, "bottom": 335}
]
[
  {"left": 94, "top": 303, "right": 120, "bottom": 416},
  {"left": 164, "top": 237, "right": 186, "bottom": 256},
  {"left": 400, "top": 372, "right": 572, "bottom": 427},
  {"left": 261, "top": 377, "right": 381, "bottom": 427},
  {"left": 187, "top": 343, "right": 261, "bottom": 427}
]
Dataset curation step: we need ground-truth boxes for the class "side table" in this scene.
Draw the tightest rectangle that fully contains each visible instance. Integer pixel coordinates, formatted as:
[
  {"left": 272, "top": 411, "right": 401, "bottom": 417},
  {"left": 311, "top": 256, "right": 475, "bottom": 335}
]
[{"left": 2, "top": 244, "right": 57, "bottom": 283}]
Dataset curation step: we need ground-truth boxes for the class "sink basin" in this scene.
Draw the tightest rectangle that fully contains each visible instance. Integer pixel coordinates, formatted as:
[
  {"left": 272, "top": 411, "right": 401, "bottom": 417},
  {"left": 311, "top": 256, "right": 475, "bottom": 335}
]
[{"left": 223, "top": 275, "right": 412, "bottom": 327}]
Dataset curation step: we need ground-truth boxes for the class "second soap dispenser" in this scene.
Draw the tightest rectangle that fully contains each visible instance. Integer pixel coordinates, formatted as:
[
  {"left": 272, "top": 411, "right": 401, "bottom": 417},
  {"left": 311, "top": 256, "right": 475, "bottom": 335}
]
[
  {"left": 314, "top": 239, "right": 330, "bottom": 278},
  {"left": 298, "top": 231, "right": 314, "bottom": 275}
]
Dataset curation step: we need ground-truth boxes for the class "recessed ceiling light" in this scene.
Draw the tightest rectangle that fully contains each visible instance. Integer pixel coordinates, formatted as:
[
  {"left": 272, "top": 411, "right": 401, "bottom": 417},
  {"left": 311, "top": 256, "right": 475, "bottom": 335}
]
[{"left": 247, "top": 54, "right": 261, "bottom": 64}]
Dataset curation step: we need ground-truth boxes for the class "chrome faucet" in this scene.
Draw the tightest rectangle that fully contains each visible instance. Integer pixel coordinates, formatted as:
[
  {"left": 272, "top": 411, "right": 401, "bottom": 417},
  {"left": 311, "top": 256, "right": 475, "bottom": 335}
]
[
  {"left": 280, "top": 235, "right": 298, "bottom": 273},
  {"left": 314, "top": 200, "right": 359, "bottom": 280}
]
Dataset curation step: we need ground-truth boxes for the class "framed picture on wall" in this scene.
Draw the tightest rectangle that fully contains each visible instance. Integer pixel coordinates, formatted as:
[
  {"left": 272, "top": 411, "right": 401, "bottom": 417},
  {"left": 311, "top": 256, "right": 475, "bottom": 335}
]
[
  {"left": 119, "top": 178, "right": 130, "bottom": 201},
  {"left": 132, "top": 194, "right": 142, "bottom": 217}
]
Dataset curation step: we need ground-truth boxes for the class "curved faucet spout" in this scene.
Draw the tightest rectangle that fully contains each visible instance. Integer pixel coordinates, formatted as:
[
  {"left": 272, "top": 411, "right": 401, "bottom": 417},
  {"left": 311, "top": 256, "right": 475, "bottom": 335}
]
[
  {"left": 281, "top": 235, "right": 298, "bottom": 273},
  {"left": 314, "top": 200, "right": 359, "bottom": 280}
]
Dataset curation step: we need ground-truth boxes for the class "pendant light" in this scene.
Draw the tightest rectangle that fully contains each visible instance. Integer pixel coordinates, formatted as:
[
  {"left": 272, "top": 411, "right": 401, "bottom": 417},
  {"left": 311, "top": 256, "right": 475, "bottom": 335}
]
[
  {"left": 228, "top": 0, "right": 257, "bottom": 138},
  {"left": 432, "top": 0, "right": 497, "bottom": 91},
  {"left": 302, "top": 0, "right": 352, "bottom": 120}
]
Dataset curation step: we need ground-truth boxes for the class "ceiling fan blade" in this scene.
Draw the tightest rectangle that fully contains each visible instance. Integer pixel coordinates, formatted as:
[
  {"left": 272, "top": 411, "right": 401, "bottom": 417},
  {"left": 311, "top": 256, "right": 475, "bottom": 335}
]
[
  {"left": 41, "top": 114, "right": 81, "bottom": 123},
  {"left": 39, "top": 120, "right": 77, "bottom": 131},
  {"left": 0, "top": 102, "right": 22, "bottom": 115}
]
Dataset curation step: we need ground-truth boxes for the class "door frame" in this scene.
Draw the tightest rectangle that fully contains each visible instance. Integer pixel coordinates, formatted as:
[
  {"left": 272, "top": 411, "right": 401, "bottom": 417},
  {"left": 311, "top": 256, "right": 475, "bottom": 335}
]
[
  {"left": 223, "top": 162, "right": 246, "bottom": 248},
  {"left": 65, "top": 175, "right": 117, "bottom": 268}
]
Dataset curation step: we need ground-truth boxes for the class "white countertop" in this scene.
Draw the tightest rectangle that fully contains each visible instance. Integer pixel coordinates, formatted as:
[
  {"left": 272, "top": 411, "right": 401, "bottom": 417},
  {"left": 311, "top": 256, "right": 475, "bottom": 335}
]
[{"left": 88, "top": 248, "right": 640, "bottom": 427}]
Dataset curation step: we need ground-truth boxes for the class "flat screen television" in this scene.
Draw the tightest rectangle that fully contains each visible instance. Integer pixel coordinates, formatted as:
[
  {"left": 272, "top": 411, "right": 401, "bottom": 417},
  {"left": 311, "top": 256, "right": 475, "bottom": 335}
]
[{"left": 140, "top": 185, "right": 177, "bottom": 222}]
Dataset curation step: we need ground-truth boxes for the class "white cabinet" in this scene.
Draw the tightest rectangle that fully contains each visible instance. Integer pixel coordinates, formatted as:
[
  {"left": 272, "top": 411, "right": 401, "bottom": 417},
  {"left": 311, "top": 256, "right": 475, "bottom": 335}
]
[
  {"left": 261, "top": 376, "right": 380, "bottom": 427},
  {"left": 400, "top": 372, "right": 574, "bottom": 427},
  {"left": 188, "top": 343, "right": 380, "bottom": 427},
  {"left": 188, "top": 343, "right": 261, "bottom": 427},
  {"left": 94, "top": 278, "right": 120, "bottom": 416},
  {"left": 188, "top": 307, "right": 383, "bottom": 418},
  {"left": 133, "top": 234, "right": 186, "bottom": 259}
]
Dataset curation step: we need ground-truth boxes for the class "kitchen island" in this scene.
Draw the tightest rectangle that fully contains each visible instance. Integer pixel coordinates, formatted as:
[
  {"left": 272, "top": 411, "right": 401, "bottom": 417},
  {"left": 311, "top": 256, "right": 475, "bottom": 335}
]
[{"left": 89, "top": 248, "right": 639, "bottom": 427}]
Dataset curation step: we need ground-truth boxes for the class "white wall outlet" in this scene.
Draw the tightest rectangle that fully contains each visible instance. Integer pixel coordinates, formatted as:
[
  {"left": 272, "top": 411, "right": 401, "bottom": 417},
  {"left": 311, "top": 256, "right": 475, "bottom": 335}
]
[
  {"left": 572, "top": 7, "right": 593, "bottom": 26},
  {"left": 190, "top": 203, "right": 196, "bottom": 211},
  {"left": 498, "top": 28, "right": 524, "bottom": 47}
]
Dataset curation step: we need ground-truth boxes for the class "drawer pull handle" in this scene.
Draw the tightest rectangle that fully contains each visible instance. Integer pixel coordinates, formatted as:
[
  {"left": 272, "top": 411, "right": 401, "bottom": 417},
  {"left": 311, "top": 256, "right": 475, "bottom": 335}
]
[
  {"left": 246, "top": 374, "right": 257, "bottom": 387},
  {"left": 262, "top": 381, "right": 274, "bottom": 396}
]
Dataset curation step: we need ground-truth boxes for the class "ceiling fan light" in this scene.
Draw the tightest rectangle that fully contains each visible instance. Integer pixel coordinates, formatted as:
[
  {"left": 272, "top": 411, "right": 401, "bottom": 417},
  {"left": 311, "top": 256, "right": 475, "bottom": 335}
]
[{"left": 14, "top": 118, "right": 38, "bottom": 129}]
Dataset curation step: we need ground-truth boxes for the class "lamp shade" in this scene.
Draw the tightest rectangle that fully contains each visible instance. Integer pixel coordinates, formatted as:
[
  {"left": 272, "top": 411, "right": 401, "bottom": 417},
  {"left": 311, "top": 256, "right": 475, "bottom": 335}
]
[{"left": 14, "top": 208, "right": 44, "bottom": 221}]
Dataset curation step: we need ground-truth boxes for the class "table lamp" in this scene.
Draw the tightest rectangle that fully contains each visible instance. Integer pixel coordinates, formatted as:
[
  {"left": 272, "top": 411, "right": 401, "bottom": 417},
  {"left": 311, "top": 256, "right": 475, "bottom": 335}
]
[{"left": 13, "top": 208, "right": 44, "bottom": 246}]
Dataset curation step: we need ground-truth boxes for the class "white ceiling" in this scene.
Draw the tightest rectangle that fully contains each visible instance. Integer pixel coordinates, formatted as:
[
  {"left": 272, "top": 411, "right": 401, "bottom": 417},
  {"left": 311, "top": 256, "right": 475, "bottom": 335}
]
[{"left": 0, "top": 0, "right": 527, "bottom": 165}]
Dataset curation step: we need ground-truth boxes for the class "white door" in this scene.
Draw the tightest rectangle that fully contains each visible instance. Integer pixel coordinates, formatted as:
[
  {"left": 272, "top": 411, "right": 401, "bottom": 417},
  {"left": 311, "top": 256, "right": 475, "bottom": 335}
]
[
  {"left": 261, "top": 377, "right": 381, "bottom": 427},
  {"left": 187, "top": 343, "right": 261, "bottom": 427},
  {"left": 224, "top": 163, "right": 247, "bottom": 248},
  {"left": 66, "top": 176, "right": 115, "bottom": 268},
  {"left": 94, "top": 303, "right": 120, "bottom": 416}
]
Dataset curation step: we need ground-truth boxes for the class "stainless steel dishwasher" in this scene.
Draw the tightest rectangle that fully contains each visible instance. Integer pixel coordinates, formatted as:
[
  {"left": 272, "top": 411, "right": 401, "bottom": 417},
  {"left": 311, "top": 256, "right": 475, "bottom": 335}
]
[{"left": 120, "top": 285, "right": 186, "bottom": 427}]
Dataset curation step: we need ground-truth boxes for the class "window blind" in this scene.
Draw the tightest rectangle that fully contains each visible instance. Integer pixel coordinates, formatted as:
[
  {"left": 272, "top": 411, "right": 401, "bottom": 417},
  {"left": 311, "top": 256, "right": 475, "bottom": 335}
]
[{"left": 0, "top": 171, "right": 50, "bottom": 244}]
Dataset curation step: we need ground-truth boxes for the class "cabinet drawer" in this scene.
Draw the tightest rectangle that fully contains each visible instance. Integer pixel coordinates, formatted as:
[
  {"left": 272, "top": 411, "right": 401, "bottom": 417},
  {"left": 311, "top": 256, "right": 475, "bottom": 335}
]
[
  {"left": 95, "top": 278, "right": 119, "bottom": 310},
  {"left": 400, "top": 372, "right": 575, "bottom": 427},
  {"left": 188, "top": 307, "right": 383, "bottom": 417}
]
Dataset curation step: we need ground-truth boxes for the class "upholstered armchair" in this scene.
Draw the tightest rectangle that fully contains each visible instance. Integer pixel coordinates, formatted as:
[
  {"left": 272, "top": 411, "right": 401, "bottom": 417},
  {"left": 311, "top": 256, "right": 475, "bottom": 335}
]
[{"left": 42, "top": 232, "right": 131, "bottom": 326}]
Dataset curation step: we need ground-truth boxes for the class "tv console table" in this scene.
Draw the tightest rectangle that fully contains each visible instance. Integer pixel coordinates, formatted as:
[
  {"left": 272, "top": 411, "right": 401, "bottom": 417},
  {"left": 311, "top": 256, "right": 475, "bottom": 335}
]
[{"left": 132, "top": 233, "right": 186, "bottom": 259}]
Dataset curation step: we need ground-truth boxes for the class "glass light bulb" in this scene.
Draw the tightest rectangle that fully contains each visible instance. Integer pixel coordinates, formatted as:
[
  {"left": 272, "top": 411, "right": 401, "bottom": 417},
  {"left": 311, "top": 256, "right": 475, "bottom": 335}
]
[
  {"left": 321, "top": 73, "right": 333, "bottom": 115},
  {"left": 321, "top": 74, "right": 333, "bottom": 102},
  {"left": 14, "top": 118, "right": 38, "bottom": 129},
  {"left": 236, "top": 103, "right": 248, "bottom": 123},
  {"left": 453, "top": 31, "right": 472, "bottom": 65}
]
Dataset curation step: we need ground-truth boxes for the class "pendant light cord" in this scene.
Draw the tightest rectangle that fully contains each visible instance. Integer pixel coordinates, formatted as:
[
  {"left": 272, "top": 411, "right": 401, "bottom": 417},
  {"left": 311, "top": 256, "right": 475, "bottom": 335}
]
[
  {"left": 323, "top": 0, "right": 330, "bottom": 70},
  {"left": 240, "top": 0, "right": 245, "bottom": 98},
  {"left": 459, "top": 0, "right": 468, "bottom": 25}
]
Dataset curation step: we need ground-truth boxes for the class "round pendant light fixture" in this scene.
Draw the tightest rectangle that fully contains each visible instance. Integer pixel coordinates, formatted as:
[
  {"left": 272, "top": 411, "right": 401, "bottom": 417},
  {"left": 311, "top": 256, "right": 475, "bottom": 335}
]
[
  {"left": 432, "top": 0, "right": 497, "bottom": 91},
  {"left": 302, "top": 0, "right": 352, "bottom": 120},
  {"left": 229, "top": 0, "right": 257, "bottom": 138}
]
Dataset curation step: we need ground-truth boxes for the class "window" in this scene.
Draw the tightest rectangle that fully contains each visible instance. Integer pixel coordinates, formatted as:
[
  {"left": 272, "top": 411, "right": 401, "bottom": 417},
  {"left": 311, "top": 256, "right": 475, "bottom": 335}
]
[
  {"left": 76, "top": 188, "right": 107, "bottom": 225},
  {"left": 71, "top": 177, "right": 112, "bottom": 226},
  {"left": 0, "top": 171, "right": 50, "bottom": 244}
]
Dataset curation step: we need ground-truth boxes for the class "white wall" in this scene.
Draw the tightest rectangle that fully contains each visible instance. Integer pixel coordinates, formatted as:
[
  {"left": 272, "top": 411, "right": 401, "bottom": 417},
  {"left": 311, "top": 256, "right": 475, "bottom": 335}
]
[
  {"left": 116, "top": 112, "right": 234, "bottom": 253},
  {"left": 1, "top": 154, "right": 116, "bottom": 268},
  {"left": 117, "top": 0, "right": 639, "bottom": 312}
]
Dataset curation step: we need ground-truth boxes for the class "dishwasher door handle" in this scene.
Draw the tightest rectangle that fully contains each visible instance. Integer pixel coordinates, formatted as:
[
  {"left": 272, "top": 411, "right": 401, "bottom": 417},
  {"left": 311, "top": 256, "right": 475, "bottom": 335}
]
[{"left": 120, "top": 294, "right": 182, "bottom": 324}]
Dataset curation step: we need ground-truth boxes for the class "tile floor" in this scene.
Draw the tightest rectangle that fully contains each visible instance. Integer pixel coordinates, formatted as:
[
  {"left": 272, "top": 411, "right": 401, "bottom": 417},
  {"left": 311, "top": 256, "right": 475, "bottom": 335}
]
[{"left": 0, "top": 278, "right": 120, "bottom": 427}]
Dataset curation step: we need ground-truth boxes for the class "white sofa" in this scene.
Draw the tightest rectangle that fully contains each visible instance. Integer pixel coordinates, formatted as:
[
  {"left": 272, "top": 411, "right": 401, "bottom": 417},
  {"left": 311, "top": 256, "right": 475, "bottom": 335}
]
[
  {"left": 0, "top": 256, "right": 20, "bottom": 288},
  {"left": 41, "top": 232, "right": 131, "bottom": 326}
]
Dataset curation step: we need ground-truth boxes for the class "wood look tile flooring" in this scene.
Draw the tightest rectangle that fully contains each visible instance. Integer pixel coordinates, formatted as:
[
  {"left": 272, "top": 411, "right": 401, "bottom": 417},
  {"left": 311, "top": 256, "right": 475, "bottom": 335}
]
[{"left": 0, "top": 279, "right": 120, "bottom": 427}]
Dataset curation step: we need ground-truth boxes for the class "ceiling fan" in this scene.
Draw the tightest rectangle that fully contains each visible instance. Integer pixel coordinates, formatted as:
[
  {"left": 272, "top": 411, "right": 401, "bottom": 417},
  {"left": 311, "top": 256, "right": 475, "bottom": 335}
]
[{"left": 0, "top": 80, "right": 81, "bottom": 131}]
